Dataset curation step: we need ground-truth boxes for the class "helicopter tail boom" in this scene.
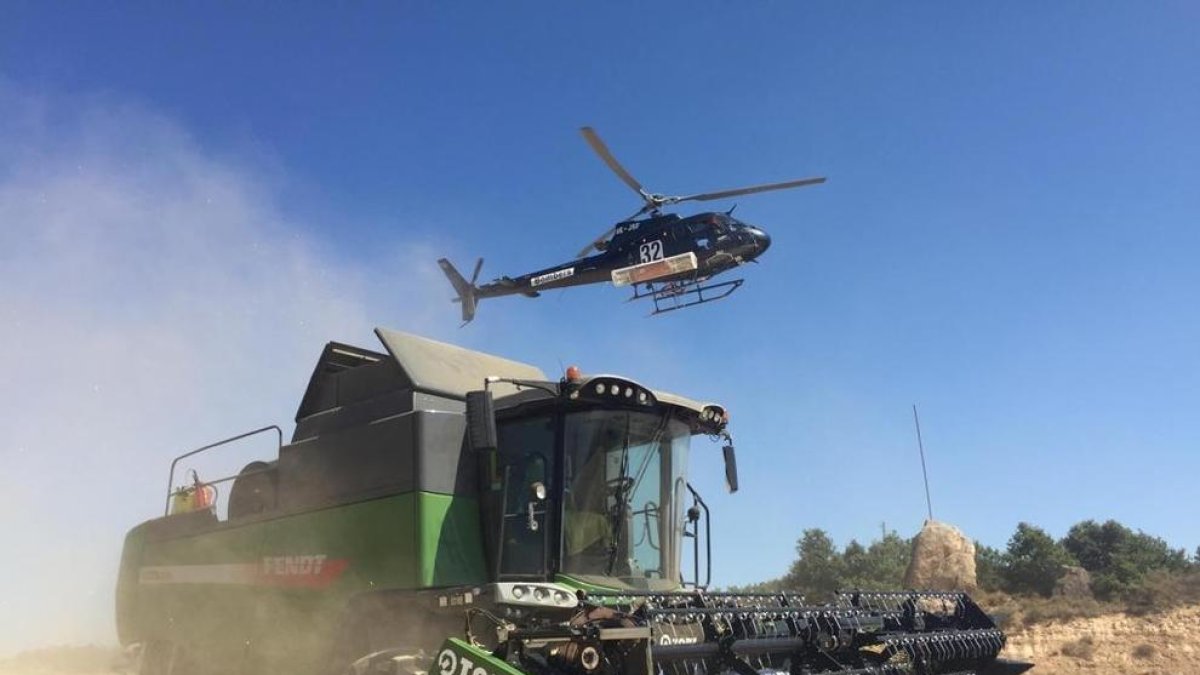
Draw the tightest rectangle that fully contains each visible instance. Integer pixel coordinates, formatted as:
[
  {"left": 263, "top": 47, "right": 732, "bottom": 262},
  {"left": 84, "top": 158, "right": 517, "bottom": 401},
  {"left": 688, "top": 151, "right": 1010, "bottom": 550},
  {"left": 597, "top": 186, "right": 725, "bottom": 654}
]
[{"left": 437, "top": 258, "right": 482, "bottom": 324}]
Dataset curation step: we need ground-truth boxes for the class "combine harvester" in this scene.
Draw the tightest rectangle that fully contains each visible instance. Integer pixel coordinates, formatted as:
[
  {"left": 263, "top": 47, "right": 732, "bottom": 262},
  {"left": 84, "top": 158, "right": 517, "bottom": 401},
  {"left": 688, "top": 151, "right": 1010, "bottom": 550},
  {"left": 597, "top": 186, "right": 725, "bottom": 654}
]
[{"left": 117, "top": 329, "right": 1031, "bottom": 675}]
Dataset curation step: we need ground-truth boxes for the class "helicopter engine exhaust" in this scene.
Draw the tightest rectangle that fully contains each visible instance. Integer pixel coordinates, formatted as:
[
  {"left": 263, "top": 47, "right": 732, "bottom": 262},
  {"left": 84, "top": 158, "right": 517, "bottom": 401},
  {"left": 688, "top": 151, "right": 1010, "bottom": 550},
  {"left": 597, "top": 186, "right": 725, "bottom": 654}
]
[{"left": 437, "top": 257, "right": 483, "bottom": 324}]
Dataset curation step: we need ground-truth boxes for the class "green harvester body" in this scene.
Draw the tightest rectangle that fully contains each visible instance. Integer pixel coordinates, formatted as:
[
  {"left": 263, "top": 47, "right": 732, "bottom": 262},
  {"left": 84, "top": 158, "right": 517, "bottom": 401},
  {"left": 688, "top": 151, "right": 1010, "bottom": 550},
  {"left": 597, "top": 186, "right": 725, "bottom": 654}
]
[{"left": 116, "top": 329, "right": 1031, "bottom": 675}]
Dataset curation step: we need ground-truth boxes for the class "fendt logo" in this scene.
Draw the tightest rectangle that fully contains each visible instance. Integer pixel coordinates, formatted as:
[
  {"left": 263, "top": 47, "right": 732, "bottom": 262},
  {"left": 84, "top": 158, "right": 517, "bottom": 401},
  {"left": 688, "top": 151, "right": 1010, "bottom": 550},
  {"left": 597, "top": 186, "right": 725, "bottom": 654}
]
[
  {"left": 261, "top": 554, "right": 328, "bottom": 576},
  {"left": 658, "top": 633, "right": 700, "bottom": 646},
  {"left": 437, "top": 648, "right": 493, "bottom": 675},
  {"left": 138, "top": 554, "right": 349, "bottom": 588},
  {"left": 259, "top": 554, "right": 349, "bottom": 588}
]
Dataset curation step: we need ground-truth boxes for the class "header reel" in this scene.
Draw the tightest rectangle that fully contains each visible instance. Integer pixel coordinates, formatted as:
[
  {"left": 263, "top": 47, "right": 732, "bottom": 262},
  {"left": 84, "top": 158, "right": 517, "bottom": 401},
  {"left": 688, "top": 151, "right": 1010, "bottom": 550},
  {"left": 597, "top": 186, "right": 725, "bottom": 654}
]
[{"left": 480, "top": 589, "right": 1030, "bottom": 675}]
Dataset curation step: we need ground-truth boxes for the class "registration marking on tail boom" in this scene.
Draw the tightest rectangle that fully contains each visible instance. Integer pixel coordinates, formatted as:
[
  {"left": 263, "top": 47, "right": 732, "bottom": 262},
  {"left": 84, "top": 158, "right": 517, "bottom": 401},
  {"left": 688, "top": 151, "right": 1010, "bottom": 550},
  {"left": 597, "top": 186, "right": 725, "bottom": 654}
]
[{"left": 531, "top": 267, "right": 576, "bottom": 287}]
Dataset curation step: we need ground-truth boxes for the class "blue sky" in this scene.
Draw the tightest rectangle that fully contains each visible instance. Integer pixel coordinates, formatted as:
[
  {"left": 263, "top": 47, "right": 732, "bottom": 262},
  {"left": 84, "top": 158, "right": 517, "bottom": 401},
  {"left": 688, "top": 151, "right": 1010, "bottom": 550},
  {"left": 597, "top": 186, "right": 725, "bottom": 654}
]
[{"left": 2, "top": 2, "right": 1199, "bottom": 650}]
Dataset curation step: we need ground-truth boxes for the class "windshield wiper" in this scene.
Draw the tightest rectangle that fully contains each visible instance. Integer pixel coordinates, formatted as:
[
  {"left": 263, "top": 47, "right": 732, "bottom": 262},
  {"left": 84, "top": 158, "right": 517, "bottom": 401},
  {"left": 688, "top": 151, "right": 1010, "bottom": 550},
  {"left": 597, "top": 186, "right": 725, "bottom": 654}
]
[
  {"left": 604, "top": 414, "right": 632, "bottom": 577},
  {"left": 604, "top": 411, "right": 673, "bottom": 577}
]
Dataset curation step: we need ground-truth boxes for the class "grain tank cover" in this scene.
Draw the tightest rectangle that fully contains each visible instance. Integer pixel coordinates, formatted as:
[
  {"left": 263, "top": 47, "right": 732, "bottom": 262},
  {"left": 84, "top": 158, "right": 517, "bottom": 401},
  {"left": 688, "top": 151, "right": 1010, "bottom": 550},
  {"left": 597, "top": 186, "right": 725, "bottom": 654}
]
[{"left": 374, "top": 327, "right": 546, "bottom": 399}]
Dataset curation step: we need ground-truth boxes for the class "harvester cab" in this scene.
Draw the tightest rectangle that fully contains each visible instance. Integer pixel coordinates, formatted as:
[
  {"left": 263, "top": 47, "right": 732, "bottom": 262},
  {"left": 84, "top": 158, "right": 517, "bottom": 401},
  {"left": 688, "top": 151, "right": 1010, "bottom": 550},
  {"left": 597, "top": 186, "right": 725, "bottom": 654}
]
[
  {"left": 116, "top": 330, "right": 1030, "bottom": 675},
  {"left": 461, "top": 368, "right": 730, "bottom": 594}
]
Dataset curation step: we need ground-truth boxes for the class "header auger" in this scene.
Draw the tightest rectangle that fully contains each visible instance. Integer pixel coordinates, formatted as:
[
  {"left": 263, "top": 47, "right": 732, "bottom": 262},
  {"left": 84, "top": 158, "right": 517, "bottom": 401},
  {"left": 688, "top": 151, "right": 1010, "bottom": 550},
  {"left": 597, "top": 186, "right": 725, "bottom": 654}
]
[{"left": 116, "top": 330, "right": 1030, "bottom": 675}]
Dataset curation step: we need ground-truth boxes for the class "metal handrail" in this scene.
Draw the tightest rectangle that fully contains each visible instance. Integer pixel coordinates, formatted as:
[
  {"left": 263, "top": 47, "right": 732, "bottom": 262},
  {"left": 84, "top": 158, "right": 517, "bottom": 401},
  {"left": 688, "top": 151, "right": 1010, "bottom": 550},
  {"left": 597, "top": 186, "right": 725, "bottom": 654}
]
[
  {"left": 684, "top": 481, "right": 711, "bottom": 589},
  {"left": 163, "top": 425, "right": 283, "bottom": 516}
]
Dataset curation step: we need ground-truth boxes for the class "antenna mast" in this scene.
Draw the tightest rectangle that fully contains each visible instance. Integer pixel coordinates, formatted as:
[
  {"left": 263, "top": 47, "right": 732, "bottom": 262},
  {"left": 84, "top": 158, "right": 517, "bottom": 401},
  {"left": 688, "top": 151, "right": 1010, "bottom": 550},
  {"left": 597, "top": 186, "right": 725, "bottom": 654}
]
[{"left": 912, "top": 404, "right": 934, "bottom": 522}]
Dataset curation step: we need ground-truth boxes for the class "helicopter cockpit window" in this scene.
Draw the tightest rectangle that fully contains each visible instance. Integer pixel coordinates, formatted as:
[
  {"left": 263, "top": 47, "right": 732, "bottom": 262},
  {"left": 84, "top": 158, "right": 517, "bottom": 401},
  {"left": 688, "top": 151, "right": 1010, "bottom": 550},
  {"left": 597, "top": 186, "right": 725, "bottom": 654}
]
[{"left": 687, "top": 222, "right": 712, "bottom": 249}]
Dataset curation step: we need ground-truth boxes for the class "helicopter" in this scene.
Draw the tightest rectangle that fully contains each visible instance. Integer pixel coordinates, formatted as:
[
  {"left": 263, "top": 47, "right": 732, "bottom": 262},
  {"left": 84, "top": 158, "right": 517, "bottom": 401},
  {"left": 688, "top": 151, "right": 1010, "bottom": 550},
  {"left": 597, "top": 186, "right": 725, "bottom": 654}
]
[{"left": 438, "top": 127, "right": 825, "bottom": 323}]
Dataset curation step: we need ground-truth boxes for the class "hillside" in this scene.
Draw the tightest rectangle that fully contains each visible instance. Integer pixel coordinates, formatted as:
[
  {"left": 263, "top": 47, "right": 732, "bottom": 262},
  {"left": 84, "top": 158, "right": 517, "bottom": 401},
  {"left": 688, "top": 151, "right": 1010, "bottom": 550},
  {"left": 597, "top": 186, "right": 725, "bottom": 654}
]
[{"left": 1003, "top": 604, "right": 1200, "bottom": 674}]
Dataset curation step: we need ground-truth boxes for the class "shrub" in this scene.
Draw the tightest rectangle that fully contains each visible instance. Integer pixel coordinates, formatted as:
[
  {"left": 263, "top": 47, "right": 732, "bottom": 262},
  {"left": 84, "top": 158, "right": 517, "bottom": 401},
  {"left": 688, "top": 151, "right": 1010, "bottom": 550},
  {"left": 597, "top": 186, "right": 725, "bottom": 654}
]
[
  {"left": 1131, "top": 643, "right": 1156, "bottom": 660},
  {"left": 971, "top": 590, "right": 1113, "bottom": 631},
  {"left": 1059, "top": 636, "right": 1095, "bottom": 660},
  {"left": 1124, "top": 568, "right": 1200, "bottom": 615},
  {"left": 1019, "top": 595, "right": 1108, "bottom": 626}
]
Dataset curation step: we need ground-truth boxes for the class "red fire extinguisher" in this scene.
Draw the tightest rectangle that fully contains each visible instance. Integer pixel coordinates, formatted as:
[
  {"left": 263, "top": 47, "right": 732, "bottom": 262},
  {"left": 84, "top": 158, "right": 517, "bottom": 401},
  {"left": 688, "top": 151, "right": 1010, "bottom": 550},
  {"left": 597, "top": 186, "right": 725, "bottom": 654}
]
[{"left": 190, "top": 470, "right": 216, "bottom": 510}]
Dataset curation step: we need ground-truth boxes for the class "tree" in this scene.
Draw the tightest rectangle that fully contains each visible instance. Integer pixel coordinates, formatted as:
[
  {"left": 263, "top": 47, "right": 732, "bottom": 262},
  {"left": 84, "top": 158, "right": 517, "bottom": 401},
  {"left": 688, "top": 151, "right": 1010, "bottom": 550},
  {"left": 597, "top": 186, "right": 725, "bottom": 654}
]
[
  {"left": 841, "top": 540, "right": 868, "bottom": 586},
  {"left": 1062, "top": 520, "right": 1122, "bottom": 572},
  {"left": 975, "top": 543, "right": 1007, "bottom": 592},
  {"left": 1063, "top": 519, "right": 1189, "bottom": 600},
  {"left": 781, "top": 529, "right": 844, "bottom": 599},
  {"left": 843, "top": 532, "right": 910, "bottom": 591},
  {"left": 1002, "top": 523, "right": 1075, "bottom": 596}
]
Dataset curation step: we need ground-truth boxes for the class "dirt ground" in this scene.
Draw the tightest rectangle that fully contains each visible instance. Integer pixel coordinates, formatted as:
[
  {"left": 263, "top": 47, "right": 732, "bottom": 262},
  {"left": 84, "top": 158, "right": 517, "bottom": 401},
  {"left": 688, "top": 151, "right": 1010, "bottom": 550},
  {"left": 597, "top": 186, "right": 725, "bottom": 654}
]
[{"left": 0, "top": 645, "right": 124, "bottom": 675}]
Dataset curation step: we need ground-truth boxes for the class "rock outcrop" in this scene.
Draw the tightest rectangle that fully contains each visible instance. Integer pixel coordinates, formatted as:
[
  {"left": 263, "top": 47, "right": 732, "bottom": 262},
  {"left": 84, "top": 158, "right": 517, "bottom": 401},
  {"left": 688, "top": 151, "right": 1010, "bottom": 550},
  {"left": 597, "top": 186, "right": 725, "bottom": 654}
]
[
  {"left": 1053, "top": 565, "right": 1094, "bottom": 599},
  {"left": 903, "top": 520, "right": 977, "bottom": 591}
]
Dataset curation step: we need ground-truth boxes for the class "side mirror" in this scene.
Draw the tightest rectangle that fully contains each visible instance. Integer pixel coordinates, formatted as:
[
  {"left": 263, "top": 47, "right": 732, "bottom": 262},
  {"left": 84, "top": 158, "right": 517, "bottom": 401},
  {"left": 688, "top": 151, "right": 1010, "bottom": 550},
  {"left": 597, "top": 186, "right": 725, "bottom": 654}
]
[
  {"left": 465, "top": 390, "right": 497, "bottom": 452},
  {"left": 722, "top": 444, "right": 739, "bottom": 494}
]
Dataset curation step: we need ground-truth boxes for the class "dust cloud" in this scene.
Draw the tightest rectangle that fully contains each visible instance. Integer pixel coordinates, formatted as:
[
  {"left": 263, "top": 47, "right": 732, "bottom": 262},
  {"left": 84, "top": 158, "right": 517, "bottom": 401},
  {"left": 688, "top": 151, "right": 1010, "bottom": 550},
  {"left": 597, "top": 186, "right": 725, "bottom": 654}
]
[{"left": 0, "top": 84, "right": 450, "bottom": 659}]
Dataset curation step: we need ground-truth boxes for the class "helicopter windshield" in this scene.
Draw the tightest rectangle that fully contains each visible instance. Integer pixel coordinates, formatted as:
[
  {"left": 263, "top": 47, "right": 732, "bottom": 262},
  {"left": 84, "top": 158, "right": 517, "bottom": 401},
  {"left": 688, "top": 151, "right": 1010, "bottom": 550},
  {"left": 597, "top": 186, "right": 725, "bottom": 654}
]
[{"left": 561, "top": 410, "right": 689, "bottom": 590}]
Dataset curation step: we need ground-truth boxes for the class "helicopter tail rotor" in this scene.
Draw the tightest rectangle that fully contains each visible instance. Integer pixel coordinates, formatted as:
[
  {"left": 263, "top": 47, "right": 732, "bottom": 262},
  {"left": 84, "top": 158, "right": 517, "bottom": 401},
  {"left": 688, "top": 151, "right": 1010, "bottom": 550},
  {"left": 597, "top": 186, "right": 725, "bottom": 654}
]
[{"left": 437, "top": 257, "right": 483, "bottom": 324}]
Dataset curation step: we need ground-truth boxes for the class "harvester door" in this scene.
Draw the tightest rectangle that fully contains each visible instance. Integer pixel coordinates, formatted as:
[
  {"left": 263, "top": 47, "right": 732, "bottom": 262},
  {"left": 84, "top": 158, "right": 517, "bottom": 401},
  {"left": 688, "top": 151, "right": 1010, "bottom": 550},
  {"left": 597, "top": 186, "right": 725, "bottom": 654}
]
[{"left": 480, "top": 415, "right": 556, "bottom": 579}]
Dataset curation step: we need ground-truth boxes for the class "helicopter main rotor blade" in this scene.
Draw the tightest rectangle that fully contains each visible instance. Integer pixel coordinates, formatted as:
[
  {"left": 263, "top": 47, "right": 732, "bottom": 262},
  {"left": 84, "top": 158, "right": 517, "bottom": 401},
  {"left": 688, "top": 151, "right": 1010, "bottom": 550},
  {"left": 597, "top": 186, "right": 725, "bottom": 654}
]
[
  {"left": 575, "top": 223, "right": 620, "bottom": 259},
  {"left": 580, "top": 127, "right": 653, "bottom": 207},
  {"left": 675, "top": 176, "right": 827, "bottom": 204},
  {"left": 575, "top": 204, "right": 648, "bottom": 259}
]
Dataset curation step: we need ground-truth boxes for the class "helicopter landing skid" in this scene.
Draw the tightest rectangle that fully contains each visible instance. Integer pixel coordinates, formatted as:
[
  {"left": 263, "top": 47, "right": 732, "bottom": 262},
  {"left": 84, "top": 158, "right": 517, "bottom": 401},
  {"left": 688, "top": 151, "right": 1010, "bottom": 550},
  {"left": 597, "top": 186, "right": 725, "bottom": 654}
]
[{"left": 629, "top": 277, "right": 745, "bottom": 315}]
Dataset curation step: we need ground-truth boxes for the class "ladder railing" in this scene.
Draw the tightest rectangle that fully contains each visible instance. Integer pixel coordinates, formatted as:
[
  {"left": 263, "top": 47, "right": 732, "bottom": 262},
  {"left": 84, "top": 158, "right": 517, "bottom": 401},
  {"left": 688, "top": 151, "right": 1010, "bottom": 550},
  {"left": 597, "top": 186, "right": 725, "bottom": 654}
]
[{"left": 163, "top": 425, "right": 283, "bottom": 516}]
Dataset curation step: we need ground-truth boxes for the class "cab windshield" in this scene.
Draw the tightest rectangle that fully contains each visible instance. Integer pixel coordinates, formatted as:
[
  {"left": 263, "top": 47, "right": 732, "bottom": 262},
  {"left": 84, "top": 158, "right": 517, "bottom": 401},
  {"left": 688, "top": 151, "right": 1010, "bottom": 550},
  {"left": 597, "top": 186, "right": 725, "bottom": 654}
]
[{"left": 561, "top": 410, "right": 689, "bottom": 590}]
